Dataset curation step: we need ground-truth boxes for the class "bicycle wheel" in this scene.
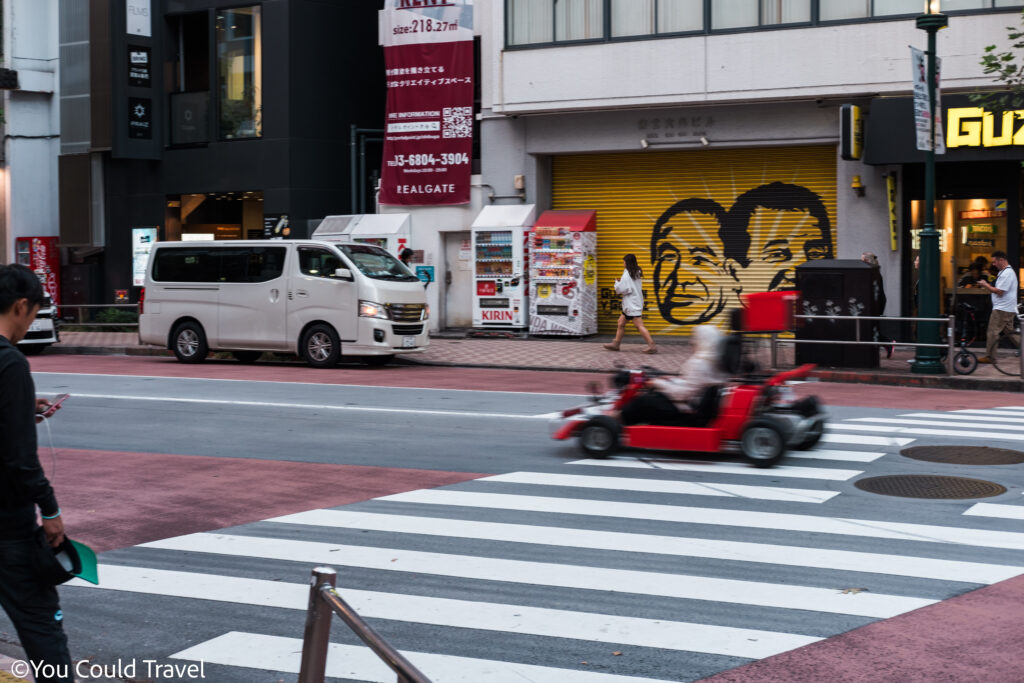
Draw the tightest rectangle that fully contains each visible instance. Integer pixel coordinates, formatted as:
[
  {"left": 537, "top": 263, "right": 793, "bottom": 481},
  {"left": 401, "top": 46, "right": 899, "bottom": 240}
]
[
  {"left": 953, "top": 349, "right": 978, "bottom": 375},
  {"left": 991, "top": 347, "right": 1022, "bottom": 376}
]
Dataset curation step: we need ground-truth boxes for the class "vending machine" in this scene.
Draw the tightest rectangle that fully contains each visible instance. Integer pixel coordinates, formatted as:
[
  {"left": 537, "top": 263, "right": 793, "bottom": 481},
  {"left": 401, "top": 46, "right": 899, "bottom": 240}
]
[
  {"left": 470, "top": 205, "right": 536, "bottom": 329},
  {"left": 15, "top": 236, "right": 61, "bottom": 307},
  {"left": 528, "top": 210, "right": 598, "bottom": 336}
]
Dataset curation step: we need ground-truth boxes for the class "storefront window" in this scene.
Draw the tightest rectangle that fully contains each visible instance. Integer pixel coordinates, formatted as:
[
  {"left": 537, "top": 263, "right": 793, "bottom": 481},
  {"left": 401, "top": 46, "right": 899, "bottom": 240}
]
[
  {"left": 910, "top": 198, "right": 1009, "bottom": 313},
  {"left": 216, "top": 7, "right": 262, "bottom": 140}
]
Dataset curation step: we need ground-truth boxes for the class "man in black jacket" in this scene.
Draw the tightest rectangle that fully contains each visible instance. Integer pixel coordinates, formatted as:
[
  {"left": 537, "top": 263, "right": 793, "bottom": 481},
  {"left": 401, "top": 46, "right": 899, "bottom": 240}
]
[{"left": 0, "top": 264, "right": 72, "bottom": 682}]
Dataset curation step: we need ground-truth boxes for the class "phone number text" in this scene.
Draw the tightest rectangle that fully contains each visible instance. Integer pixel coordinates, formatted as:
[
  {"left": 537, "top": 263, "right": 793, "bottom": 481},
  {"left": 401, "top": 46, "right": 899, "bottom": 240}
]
[{"left": 389, "top": 153, "right": 470, "bottom": 167}]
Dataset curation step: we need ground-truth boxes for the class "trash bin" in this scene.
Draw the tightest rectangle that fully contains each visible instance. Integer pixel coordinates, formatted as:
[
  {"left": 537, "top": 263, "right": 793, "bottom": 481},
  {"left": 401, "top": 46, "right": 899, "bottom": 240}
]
[{"left": 795, "top": 259, "right": 882, "bottom": 368}]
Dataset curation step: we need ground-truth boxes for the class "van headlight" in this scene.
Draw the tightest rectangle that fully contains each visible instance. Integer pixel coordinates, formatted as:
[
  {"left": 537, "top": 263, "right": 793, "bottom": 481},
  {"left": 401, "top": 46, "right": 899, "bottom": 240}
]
[
  {"left": 359, "top": 300, "right": 389, "bottom": 320},
  {"left": 421, "top": 304, "right": 430, "bottom": 321}
]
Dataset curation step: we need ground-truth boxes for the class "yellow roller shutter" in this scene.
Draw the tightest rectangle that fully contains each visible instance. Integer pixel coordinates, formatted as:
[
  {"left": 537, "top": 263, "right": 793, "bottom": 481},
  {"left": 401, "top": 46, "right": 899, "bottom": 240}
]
[{"left": 553, "top": 146, "right": 837, "bottom": 335}]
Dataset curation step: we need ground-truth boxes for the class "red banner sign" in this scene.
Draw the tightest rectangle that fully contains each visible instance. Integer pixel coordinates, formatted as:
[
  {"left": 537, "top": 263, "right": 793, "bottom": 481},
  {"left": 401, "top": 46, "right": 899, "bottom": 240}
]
[{"left": 378, "top": 2, "right": 474, "bottom": 206}]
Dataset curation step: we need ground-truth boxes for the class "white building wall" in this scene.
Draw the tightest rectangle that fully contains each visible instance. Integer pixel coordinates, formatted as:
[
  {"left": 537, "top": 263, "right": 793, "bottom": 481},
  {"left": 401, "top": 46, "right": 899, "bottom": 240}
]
[
  {"left": 491, "top": 13, "right": 1016, "bottom": 113},
  {"left": 1, "top": 0, "right": 60, "bottom": 261}
]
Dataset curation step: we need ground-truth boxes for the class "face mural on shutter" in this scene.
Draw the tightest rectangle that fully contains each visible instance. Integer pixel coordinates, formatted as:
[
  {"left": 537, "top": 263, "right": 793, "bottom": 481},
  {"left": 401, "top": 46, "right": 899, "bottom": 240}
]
[{"left": 651, "top": 182, "right": 833, "bottom": 326}]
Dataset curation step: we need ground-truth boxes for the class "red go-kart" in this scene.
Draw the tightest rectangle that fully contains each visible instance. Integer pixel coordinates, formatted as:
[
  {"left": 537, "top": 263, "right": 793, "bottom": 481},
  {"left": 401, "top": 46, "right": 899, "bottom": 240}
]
[{"left": 551, "top": 363, "right": 826, "bottom": 468}]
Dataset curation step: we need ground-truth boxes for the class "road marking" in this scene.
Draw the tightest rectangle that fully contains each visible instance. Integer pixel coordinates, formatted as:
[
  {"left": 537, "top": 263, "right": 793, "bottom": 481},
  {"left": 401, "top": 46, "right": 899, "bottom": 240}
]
[
  {"left": 480, "top": 471, "right": 840, "bottom": 502},
  {"left": 832, "top": 423, "right": 1024, "bottom": 442},
  {"left": 901, "top": 412, "right": 1024, "bottom": 424},
  {"left": 34, "top": 372, "right": 589, "bottom": 397},
  {"left": 964, "top": 503, "right": 1024, "bottom": 521},
  {"left": 849, "top": 417, "right": 1024, "bottom": 432},
  {"left": 56, "top": 393, "right": 548, "bottom": 420},
  {"left": 171, "top": 631, "right": 689, "bottom": 683},
  {"left": 268, "top": 509, "right": 1024, "bottom": 584},
  {"left": 567, "top": 458, "right": 861, "bottom": 481},
  {"left": 784, "top": 449, "right": 887, "bottom": 463},
  {"left": 69, "top": 565, "right": 822, "bottom": 658},
  {"left": 373, "top": 489, "right": 1024, "bottom": 550},
  {"left": 821, "top": 433, "right": 915, "bottom": 446},
  {"left": 954, "top": 409, "right": 1024, "bottom": 417},
  {"left": 139, "top": 533, "right": 933, "bottom": 619}
]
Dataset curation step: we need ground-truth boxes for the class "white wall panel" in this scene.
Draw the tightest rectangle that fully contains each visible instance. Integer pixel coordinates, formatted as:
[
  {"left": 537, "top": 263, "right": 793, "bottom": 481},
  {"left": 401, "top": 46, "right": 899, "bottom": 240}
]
[{"left": 495, "top": 13, "right": 1016, "bottom": 113}]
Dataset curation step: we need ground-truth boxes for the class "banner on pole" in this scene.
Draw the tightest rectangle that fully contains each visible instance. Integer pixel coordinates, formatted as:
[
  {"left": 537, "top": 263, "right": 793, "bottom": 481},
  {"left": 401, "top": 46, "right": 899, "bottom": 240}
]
[
  {"left": 378, "top": 1, "right": 474, "bottom": 206},
  {"left": 911, "top": 46, "right": 945, "bottom": 154}
]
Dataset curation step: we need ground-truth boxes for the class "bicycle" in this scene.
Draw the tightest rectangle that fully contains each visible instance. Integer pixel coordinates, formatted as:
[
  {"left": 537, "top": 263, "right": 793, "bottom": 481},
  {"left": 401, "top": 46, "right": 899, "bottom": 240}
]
[
  {"left": 943, "top": 301, "right": 979, "bottom": 375},
  {"left": 990, "top": 302, "right": 1024, "bottom": 376}
]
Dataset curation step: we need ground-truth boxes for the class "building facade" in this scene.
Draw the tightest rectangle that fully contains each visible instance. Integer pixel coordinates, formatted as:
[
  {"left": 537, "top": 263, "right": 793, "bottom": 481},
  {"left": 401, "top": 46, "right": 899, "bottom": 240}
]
[
  {"left": 57, "top": 0, "right": 386, "bottom": 304},
  {"left": 1, "top": 0, "right": 61, "bottom": 268},
  {"left": 470, "top": 0, "right": 1022, "bottom": 335}
]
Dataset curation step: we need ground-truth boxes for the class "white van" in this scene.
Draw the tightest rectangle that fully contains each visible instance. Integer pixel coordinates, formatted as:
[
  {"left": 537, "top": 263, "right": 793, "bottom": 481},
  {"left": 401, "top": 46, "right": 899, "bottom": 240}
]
[{"left": 139, "top": 240, "right": 429, "bottom": 367}]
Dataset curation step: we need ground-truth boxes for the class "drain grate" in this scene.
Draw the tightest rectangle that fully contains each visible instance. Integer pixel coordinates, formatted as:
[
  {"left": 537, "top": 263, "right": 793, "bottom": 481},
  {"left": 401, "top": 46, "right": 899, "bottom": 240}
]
[
  {"left": 901, "top": 445, "right": 1024, "bottom": 466},
  {"left": 855, "top": 474, "right": 1006, "bottom": 499}
]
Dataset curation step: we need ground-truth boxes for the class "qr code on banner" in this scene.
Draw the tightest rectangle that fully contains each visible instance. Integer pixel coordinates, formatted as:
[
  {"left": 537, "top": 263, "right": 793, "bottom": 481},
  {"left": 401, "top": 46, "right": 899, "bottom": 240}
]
[{"left": 442, "top": 107, "right": 473, "bottom": 138}]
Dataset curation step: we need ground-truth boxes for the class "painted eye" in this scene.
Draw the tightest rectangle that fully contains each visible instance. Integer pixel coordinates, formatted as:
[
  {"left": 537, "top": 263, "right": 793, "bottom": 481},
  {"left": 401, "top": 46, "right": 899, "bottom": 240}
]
[{"left": 763, "top": 249, "right": 791, "bottom": 264}]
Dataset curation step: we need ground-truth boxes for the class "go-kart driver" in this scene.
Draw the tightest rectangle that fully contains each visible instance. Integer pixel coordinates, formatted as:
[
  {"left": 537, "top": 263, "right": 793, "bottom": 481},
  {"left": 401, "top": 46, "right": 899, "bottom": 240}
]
[{"left": 621, "top": 324, "right": 726, "bottom": 425}]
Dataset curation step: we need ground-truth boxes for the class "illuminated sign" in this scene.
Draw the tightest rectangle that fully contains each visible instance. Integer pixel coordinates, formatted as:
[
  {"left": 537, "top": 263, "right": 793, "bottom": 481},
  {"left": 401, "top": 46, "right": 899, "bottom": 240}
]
[
  {"left": 946, "top": 107, "right": 1024, "bottom": 148},
  {"left": 886, "top": 174, "right": 898, "bottom": 251}
]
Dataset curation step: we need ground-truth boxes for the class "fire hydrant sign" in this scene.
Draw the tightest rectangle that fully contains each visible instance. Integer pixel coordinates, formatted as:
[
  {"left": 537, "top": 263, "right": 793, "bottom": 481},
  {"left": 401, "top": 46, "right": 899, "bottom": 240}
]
[{"left": 378, "top": 1, "right": 474, "bottom": 206}]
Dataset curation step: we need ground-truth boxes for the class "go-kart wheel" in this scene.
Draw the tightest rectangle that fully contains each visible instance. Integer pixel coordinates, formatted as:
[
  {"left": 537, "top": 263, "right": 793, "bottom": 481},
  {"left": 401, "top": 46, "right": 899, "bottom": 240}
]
[
  {"left": 578, "top": 416, "right": 621, "bottom": 459},
  {"left": 741, "top": 418, "right": 786, "bottom": 468},
  {"left": 795, "top": 417, "right": 826, "bottom": 451}
]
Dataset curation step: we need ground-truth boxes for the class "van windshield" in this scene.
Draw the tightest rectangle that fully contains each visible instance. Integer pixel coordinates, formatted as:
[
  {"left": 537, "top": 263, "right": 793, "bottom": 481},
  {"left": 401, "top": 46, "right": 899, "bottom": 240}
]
[{"left": 337, "top": 244, "right": 420, "bottom": 282}]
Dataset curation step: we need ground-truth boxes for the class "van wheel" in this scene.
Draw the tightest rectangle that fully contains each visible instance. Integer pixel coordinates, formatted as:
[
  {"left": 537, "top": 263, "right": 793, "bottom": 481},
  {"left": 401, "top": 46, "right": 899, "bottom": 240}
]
[
  {"left": 172, "top": 322, "right": 208, "bottom": 363},
  {"left": 18, "top": 344, "right": 46, "bottom": 356},
  {"left": 302, "top": 324, "right": 340, "bottom": 368},
  {"left": 232, "top": 351, "right": 262, "bottom": 363},
  {"left": 364, "top": 354, "right": 395, "bottom": 367}
]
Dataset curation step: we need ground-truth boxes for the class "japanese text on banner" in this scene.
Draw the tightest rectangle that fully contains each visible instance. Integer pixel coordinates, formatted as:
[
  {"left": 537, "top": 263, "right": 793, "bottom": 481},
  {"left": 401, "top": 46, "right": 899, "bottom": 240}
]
[{"left": 378, "top": 0, "right": 474, "bottom": 206}]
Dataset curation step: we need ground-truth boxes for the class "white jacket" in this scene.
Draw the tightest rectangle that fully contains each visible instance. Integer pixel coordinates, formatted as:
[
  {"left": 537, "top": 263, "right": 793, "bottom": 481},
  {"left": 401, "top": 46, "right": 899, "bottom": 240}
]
[
  {"left": 614, "top": 269, "right": 645, "bottom": 317},
  {"left": 650, "top": 324, "right": 726, "bottom": 407}
]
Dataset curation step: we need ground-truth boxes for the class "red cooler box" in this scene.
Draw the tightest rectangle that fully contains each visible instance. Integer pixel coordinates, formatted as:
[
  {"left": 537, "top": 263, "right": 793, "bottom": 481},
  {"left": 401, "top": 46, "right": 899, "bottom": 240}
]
[{"left": 741, "top": 291, "right": 798, "bottom": 332}]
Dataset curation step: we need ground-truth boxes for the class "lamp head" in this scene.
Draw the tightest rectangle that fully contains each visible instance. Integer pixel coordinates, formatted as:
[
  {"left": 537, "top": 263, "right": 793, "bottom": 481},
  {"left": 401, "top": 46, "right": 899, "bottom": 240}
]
[{"left": 924, "top": 0, "right": 940, "bottom": 13}]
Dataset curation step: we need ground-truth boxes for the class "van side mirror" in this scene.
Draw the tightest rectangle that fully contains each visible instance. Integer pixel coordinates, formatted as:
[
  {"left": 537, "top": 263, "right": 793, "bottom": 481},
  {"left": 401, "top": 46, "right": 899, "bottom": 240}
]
[{"left": 334, "top": 268, "right": 353, "bottom": 280}]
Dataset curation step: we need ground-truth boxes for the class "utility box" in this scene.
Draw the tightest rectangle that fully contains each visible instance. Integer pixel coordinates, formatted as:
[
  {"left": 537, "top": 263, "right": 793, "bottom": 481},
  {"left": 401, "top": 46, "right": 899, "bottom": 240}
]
[{"left": 795, "top": 259, "right": 882, "bottom": 368}]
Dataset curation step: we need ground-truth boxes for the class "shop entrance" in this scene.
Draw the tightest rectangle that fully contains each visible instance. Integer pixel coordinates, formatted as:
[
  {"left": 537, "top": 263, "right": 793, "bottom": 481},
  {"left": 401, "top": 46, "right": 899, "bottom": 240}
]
[
  {"left": 909, "top": 198, "right": 1009, "bottom": 328},
  {"left": 164, "top": 191, "right": 264, "bottom": 241}
]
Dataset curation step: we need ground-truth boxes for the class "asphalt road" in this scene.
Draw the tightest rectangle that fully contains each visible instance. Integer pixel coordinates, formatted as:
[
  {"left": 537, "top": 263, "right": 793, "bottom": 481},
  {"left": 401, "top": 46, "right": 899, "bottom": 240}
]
[{"left": 3, "top": 357, "right": 1024, "bottom": 683}]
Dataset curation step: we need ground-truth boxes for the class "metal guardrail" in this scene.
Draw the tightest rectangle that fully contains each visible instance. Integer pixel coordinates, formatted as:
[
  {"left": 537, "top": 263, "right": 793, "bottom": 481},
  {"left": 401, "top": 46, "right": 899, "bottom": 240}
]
[
  {"left": 298, "top": 567, "right": 431, "bottom": 683},
  {"left": 769, "top": 313, "right": 958, "bottom": 374},
  {"left": 58, "top": 303, "right": 139, "bottom": 328}
]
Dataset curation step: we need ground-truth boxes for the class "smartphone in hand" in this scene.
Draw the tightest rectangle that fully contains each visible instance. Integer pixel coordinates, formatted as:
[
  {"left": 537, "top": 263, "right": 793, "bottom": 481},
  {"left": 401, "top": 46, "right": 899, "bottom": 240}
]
[{"left": 42, "top": 393, "right": 70, "bottom": 418}]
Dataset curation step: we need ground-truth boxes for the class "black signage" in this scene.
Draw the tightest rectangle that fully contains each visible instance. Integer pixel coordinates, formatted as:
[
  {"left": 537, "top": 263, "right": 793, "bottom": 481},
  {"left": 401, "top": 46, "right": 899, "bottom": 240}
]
[
  {"left": 263, "top": 214, "right": 290, "bottom": 238},
  {"left": 128, "top": 46, "right": 151, "bottom": 87},
  {"left": 128, "top": 97, "right": 152, "bottom": 139}
]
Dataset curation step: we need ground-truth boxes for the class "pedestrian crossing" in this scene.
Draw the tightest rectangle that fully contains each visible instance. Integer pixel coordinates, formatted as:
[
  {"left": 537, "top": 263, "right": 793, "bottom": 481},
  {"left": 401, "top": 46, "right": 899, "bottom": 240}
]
[{"left": 61, "top": 411, "right": 1024, "bottom": 683}]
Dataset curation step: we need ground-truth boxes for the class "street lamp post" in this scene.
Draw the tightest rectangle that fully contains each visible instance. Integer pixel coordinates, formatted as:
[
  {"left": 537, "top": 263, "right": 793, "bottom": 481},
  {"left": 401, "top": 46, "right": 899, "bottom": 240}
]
[{"left": 912, "top": 1, "right": 947, "bottom": 375}]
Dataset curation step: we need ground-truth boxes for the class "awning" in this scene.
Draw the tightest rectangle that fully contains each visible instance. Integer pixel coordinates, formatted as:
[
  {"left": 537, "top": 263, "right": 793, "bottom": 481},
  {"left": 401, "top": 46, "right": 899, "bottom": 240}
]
[
  {"left": 533, "top": 209, "right": 597, "bottom": 232},
  {"left": 312, "top": 213, "right": 411, "bottom": 239},
  {"left": 471, "top": 204, "right": 537, "bottom": 229}
]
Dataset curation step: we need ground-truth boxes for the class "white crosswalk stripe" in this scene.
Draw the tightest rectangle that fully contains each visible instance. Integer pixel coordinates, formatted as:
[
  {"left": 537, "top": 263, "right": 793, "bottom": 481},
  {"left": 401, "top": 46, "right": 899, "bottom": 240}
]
[{"left": 59, "top": 421, "right": 1024, "bottom": 683}]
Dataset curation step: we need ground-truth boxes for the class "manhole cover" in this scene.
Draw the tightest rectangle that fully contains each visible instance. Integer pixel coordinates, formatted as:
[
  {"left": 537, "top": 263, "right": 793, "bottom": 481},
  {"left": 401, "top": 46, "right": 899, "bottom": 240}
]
[
  {"left": 854, "top": 475, "right": 1006, "bottom": 499},
  {"left": 901, "top": 446, "right": 1024, "bottom": 466}
]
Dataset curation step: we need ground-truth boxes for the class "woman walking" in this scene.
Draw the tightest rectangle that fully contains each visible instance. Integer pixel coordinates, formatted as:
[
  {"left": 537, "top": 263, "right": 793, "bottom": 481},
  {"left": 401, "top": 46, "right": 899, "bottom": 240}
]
[{"left": 604, "top": 253, "right": 658, "bottom": 354}]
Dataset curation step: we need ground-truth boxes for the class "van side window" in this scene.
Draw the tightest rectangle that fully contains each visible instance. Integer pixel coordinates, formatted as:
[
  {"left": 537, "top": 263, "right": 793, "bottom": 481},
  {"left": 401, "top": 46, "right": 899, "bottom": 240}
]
[
  {"left": 152, "top": 249, "right": 220, "bottom": 282},
  {"left": 299, "top": 248, "right": 344, "bottom": 279},
  {"left": 221, "top": 247, "right": 287, "bottom": 282}
]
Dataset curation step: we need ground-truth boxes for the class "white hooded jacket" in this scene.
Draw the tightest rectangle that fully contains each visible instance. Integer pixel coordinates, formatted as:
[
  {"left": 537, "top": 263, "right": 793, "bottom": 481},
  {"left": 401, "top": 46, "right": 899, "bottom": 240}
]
[
  {"left": 614, "top": 269, "right": 645, "bottom": 317},
  {"left": 650, "top": 324, "right": 726, "bottom": 407}
]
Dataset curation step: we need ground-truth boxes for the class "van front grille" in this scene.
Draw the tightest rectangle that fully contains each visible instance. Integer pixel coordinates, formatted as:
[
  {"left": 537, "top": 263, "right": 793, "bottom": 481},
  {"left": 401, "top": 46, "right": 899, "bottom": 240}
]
[
  {"left": 388, "top": 303, "right": 425, "bottom": 322},
  {"left": 393, "top": 324, "right": 424, "bottom": 335}
]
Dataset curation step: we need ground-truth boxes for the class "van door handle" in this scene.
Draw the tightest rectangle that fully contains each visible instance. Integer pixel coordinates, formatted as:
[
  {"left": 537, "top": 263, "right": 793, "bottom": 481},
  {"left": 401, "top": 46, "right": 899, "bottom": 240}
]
[{"left": 270, "top": 288, "right": 280, "bottom": 303}]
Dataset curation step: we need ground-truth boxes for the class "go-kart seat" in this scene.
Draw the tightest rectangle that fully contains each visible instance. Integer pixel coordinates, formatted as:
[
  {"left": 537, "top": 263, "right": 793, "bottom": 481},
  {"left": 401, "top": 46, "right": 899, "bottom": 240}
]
[{"left": 671, "top": 384, "right": 721, "bottom": 428}]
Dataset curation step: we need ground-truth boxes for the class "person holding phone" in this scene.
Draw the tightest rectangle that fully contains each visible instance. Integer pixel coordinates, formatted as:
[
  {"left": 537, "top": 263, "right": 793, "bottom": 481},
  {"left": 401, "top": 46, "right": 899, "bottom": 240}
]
[{"left": 0, "top": 264, "right": 73, "bottom": 682}]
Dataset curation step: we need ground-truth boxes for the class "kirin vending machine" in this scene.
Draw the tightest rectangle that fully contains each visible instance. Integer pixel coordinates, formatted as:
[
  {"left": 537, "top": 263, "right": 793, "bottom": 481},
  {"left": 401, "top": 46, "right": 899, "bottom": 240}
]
[
  {"left": 529, "top": 210, "right": 598, "bottom": 336},
  {"left": 470, "top": 205, "right": 536, "bottom": 329}
]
